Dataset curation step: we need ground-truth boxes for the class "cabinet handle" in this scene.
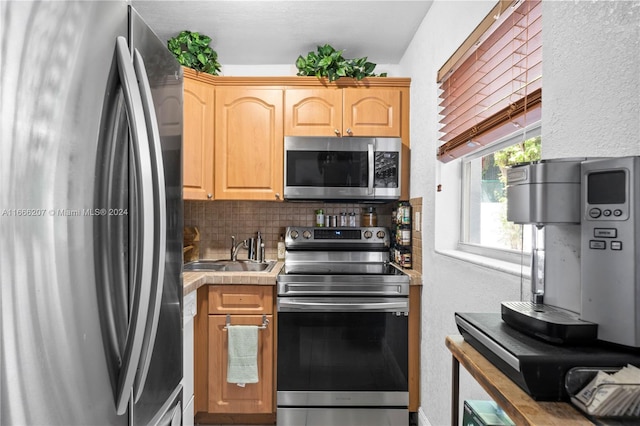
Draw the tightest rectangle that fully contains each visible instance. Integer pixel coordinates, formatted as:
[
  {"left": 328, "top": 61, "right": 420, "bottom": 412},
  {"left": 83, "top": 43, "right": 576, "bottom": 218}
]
[
  {"left": 275, "top": 192, "right": 281, "bottom": 200},
  {"left": 334, "top": 129, "right": 340, "bottom": 136},
  {"left": 346, "top": 128, "right": 353, "bottom": 136},
  {"left": 207, "top": 193, "right": 212, "bottom": 199}
]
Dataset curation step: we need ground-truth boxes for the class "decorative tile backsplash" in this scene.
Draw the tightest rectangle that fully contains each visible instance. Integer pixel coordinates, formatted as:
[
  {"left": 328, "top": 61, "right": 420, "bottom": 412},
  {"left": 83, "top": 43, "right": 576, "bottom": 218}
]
[
  {"left": 184, "top": 199, "right": 423, "bottom": 271},
  {"left": 183, "top": 201, "right": 393, "bottom": 260}
]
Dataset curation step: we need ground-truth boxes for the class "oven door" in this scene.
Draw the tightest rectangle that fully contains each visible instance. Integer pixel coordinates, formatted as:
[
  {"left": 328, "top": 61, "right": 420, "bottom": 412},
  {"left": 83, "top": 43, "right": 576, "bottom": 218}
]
[
  {"left": 283, "top": 136, "right": 401, "bottom": 201},
  {"left": 276, "top": 296, "right": 409, "bottom": 409}
]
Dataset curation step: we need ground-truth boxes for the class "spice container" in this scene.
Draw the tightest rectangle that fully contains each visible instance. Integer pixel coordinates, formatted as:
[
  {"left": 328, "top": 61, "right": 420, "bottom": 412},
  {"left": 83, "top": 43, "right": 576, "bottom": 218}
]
[
  {"left": 277, "top": 234, "right": 285, "bottom": 260},
  {"left": 349, "top": 212, "right": 357, "bottom": 227},
  {"left": 316, "top": 209, "right": 324, "bottom": 227},
  {"left": 362, "top": 207, "right": 378, "bottom": 226},
  {"left": 340, "top": 212, "right": 347, "bottom": 227}
]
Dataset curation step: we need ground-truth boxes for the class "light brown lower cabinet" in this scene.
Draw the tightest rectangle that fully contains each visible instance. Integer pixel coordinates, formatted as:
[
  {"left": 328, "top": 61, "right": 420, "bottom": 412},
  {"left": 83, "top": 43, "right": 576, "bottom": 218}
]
[
  {"left": 194, "top": 285, "right": 276, "bottom": 424},
  {"left": 208, "top": 314, "right": 273, "bottom": 413}
]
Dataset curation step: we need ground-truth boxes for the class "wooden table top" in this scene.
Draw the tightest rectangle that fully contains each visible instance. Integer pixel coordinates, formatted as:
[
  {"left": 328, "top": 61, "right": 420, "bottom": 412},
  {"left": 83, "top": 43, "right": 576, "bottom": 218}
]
[{"left": 446, "top": 335, "right": 594, "bottom": 426}]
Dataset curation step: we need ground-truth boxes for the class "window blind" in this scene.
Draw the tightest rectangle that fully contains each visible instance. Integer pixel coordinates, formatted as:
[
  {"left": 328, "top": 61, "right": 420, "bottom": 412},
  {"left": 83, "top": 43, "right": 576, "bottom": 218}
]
[{"left": 437, "top": 0, "right": 541, "bottom": 163}]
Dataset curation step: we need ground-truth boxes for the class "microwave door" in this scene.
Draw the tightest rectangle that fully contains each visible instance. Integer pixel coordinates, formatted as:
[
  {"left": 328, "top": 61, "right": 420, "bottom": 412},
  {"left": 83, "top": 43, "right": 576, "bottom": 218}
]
[
  {"left": 284, "top": 138, "right": 372, "bottom": 200},
  {"left": 283, "top": 136, "right": 401, "bottom": 201}
]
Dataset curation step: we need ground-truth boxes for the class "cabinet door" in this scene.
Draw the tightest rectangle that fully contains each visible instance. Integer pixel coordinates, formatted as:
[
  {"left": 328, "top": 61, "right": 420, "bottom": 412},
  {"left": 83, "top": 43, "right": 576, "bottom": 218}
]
[
  {"left": 343, "top": 88, "right": 402, "bottom": 137},
  {"left": 208, "top": 315, "right": 274, "bottom": 414},
  {"left": 214, "top": 88, "right": 283, "bottom": 201},
  {"left": 284, "top": 88, "right": 342, "bottom": 136},
  {"left": 183, "top": 77, "right": 215, "bottom": 200}
]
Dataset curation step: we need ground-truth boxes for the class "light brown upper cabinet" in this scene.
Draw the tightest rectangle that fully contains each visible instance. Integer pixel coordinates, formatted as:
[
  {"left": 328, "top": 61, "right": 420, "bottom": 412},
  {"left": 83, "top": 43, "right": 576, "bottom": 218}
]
[
  {"left": 285, "top": 87, "right": 402, "bottom": 137},
  {"left": 180, "top": 72, "right": 410, "bottom": 201},
  {"left": 214, "top": 87, "right": 284, "bottom": 201},
  {"left": 183, "top": 74, "right": 215, "bottom": 200}
]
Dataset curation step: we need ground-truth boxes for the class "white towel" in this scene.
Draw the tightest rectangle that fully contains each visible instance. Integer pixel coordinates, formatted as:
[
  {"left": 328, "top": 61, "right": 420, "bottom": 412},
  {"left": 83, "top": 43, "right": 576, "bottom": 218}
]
[{"left": 226, "top": 325, "right": 259, "bottom": 386}]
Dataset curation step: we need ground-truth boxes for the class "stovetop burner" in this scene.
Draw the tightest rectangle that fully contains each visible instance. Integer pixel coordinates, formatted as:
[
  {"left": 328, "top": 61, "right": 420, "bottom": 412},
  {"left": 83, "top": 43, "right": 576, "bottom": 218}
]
[
  {"left": 278, "top": 227, "right": 409, "bottom": 296},
  {"left": 282, "top": 262, "right": 405, "bottom": 276}
]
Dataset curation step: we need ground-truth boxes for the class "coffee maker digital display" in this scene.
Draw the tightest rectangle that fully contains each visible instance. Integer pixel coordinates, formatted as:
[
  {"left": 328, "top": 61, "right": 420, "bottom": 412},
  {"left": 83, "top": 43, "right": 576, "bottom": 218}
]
[{"left": 588, "top": 170, "right": 626, "bottom": 204}]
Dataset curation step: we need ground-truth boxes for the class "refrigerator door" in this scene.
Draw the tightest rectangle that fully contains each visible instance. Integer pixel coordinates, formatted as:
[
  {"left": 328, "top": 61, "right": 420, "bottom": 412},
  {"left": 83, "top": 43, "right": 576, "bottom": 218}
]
[
  {"left": 1, "top": 1, "right": 130, "bottom": 425},
  {"left": 129, "top": 7, "right": 184, "bottom": 426}
]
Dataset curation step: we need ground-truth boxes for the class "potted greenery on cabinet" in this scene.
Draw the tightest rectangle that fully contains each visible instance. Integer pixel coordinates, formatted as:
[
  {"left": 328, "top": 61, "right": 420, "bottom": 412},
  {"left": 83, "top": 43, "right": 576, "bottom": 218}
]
[
  {"left": 295, "top": 44, "right": 386, "bottom": 81},
  {"left": 167, "top": 30, "right": 221, "bottom": 75}
]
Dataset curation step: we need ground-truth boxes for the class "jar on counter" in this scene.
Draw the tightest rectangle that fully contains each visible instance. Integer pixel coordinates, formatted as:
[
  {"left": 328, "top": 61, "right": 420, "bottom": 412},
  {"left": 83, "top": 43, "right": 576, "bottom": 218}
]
[
  {"left": 349, "top": 212, "right": 357, "bottom": 227},
  {"left": 339, "top": 212, "right": 347, "bottom": 227},
  {"left": 362, "top": 207, "right": 378, "bottom": 227},
  {"left": 277, "top": 234, "right": 285, "bottom": 260},
  {"left": 316, "top": 209, "right": 324, "bottom": 227}
]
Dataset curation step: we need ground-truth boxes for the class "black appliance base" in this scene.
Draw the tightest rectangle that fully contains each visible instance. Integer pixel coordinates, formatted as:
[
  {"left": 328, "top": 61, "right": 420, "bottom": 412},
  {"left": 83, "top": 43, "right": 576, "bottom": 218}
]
[
  {"left": 501, "top": 301, "right": 598, "bottom": 344},
  {"left": 455, "top": 312, "right": 640, "bottom": 401}
]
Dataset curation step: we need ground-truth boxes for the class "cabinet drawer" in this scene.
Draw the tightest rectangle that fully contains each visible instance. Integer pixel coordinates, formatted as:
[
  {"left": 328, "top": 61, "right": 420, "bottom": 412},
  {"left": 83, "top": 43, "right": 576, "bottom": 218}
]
[{"left": 208, "top": 285, "right": 273, "bottom": 315}]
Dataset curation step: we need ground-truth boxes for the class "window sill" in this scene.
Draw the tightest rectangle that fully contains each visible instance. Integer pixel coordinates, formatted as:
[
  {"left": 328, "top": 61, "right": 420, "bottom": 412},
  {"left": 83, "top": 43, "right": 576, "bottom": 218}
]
[{"left": 436, "top": 248, "right": 530, "bottom": 278}]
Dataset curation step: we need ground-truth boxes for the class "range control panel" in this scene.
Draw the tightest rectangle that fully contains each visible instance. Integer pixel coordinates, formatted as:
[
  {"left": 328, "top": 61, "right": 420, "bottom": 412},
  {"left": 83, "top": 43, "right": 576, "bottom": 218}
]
[{"left": 285, "top": 226, "right": 390, "bottom": 249}]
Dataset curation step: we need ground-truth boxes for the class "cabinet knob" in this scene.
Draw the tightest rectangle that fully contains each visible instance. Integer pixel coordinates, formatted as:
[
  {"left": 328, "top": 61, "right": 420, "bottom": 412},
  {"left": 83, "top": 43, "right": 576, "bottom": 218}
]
[
  {"left": 346, "top": 128, "right": 353, "bottom": 135},
  {"left": 334, "top": 129, "right": 340, "bottom": 136},
  {"left": 275, "top": 193, "right": 281, "bottom": 199},
  {"left": 207, "top": 193, "right": 213, "bottom": 199}
]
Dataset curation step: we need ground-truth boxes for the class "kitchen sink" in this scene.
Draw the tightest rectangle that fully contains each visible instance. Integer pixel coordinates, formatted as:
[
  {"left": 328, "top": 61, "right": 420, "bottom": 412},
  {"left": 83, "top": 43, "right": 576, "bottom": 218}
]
[{"left": 183, "top": 259, "right": 276, "bottom": 273}]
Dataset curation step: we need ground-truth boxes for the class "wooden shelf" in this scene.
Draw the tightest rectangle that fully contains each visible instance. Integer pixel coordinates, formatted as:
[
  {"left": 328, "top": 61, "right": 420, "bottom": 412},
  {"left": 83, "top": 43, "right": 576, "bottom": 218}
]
[{"left": 446, "top": 335, "right": 594, "bottom": 426}]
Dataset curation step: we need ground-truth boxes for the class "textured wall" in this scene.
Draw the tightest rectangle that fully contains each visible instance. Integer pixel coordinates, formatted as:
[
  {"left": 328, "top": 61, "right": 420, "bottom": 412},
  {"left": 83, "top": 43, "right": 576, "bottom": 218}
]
[
  {"left": 399, "top": 1, "right": 640, "bottom": 425},
  {"left": 543, "top": 0, "right": 640, "bottom": 159}
]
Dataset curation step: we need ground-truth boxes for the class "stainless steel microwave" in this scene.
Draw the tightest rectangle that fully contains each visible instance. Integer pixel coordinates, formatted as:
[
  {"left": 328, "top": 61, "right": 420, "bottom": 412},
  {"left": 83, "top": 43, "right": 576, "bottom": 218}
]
[{"left": 284, "top": 136, "right": 402, "bottom": 201}]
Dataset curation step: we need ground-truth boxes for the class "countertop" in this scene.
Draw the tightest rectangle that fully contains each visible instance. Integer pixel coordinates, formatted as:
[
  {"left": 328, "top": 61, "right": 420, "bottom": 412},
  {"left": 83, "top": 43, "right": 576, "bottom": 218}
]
[
  {"left": 182, "top": 261, "right": 422, "bottom": 296},
  {"left": 446, "top": 335, "right": 594, "bottom": 426}
]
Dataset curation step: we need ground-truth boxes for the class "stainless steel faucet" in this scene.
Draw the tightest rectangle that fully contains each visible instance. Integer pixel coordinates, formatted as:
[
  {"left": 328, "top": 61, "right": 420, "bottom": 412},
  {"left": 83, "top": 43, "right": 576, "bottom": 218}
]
[{"left": 230, "top": 236, "right": 248, "bottom": 261}]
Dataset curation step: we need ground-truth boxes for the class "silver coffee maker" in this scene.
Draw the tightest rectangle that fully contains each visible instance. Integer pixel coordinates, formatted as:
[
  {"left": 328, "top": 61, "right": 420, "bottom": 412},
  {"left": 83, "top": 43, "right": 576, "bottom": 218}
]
[{"left": 503, "top": 156, "right": 640, "bottom": 348}]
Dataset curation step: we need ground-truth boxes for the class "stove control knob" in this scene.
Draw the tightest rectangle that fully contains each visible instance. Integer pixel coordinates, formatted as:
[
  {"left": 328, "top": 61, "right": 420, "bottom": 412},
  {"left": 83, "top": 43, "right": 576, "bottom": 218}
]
[
  {"left": 290, "top": 230, "right": 299, "bottom": 239},
  {"left": 302, "top": 230, "right": 312, "bottom": 239},
  {"left": 364, "top": 230, "right": 373, "bottom": 239},
  {"left": 376, "top": 230, "right": 386, "bottom": 239}
]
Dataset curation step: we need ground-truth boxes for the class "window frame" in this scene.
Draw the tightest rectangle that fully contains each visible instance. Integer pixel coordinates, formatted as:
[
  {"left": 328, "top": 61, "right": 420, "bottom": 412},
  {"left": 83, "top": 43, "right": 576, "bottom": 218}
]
[{"left": 458, "top": 121, "right": 542, "bottom": 263}]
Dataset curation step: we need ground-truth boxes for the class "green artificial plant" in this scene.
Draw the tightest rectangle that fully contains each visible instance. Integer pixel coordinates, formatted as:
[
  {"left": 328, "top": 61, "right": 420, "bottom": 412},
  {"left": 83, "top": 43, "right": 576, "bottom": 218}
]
[
  {"left": 167, "top": 30, "right": 221, "bottom": 75},
  {"left": 295, "top": 44, "right": 387, "bottom": 82}
]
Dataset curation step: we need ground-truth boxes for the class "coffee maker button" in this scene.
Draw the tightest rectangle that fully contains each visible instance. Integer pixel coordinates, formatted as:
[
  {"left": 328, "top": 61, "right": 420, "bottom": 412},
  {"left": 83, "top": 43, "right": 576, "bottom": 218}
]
[
  {"left": 589, "top": 208, "right": 602, "bottom": 218},
  {"left": 589, "top": 240, "right": 606, "bottom": 249},
  {"left": 603, "top": 209, "right": 612, "bottom": 217},
  {"left": 613, "top": 209, "right": 623, "bottom": 217},
  {"left": 611, "top": 241, "right": 623, "bottom": 250},
  {"left": 594, "top": 228, "right": 617, "bottom": 238}
]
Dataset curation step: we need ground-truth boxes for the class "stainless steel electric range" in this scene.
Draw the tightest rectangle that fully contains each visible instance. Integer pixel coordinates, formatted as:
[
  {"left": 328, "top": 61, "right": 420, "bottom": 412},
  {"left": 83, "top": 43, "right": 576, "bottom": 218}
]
[{"left": 276, "top": 226, "right": 410, "bottom": 426}]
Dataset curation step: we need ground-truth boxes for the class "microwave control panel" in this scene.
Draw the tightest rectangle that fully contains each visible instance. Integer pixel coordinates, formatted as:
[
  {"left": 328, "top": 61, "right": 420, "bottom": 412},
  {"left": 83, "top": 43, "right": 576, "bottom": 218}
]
[{"left": 374, "top": 152, "right": 399, "bottom": 188}]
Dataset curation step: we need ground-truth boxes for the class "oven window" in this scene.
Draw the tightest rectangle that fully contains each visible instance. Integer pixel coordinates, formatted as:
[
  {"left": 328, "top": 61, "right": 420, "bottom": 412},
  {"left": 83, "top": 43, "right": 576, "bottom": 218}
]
[
  {"left": 277, "top": 311, "right": 408, "bottom": 392},
  {"left": 286, "top": 151, "right": 368, "bottom": 187}
]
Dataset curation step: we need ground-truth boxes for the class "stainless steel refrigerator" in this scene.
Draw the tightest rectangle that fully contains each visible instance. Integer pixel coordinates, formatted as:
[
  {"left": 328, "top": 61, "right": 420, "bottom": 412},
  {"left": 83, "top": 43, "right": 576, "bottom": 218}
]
[{"left": 1, "top": 1, "right": 184, "bottom": 425}]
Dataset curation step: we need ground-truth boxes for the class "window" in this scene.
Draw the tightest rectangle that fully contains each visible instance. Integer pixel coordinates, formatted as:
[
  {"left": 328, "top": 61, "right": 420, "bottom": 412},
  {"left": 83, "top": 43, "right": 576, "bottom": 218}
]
[
  {"left": 437, "top": 0, "right": 541, "bottom": 162},
  {"left": 436, "top": 0, "right": 542, "bottom": 263},
  {"left": 460, "top": 126, "right": 541, "bottom": 259}
]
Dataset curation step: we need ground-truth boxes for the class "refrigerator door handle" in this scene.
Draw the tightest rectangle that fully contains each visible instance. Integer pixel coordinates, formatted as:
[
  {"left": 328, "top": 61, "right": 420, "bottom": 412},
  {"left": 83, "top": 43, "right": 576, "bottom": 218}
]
[
  {"left": 113, "top": 36, "right": 155, "bottom": 415},
  {"left": 131, "top": 48, "right": 167, "bottom": 402}
]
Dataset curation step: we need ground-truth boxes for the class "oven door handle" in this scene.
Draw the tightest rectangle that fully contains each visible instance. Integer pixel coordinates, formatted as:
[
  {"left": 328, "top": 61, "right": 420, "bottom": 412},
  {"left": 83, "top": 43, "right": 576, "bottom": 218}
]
[{"left": 277, "top": 298, "right": 408, "bottom": 313}]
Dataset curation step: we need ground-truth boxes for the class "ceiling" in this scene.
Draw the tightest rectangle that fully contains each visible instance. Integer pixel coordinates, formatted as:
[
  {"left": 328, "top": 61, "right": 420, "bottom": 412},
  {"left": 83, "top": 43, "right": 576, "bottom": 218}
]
[{"left": 132, "top": 1, "right": 433, "bottom": 66}]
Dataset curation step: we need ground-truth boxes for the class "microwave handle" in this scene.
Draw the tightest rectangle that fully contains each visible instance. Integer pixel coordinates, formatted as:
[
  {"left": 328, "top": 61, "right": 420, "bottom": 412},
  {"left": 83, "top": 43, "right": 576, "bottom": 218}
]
[{"left": 367, "top": 143, "right": 374, "bottom": 195}]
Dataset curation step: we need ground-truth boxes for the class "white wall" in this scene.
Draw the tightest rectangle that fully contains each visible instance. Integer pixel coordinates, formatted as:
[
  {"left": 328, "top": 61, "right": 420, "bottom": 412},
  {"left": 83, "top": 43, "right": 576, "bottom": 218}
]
[
  {"left": 398, "top": 1, "right": 640, "bottom": 426},
  {"left": 219, "top": 63, "right": 397, "bottom": 77}
]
